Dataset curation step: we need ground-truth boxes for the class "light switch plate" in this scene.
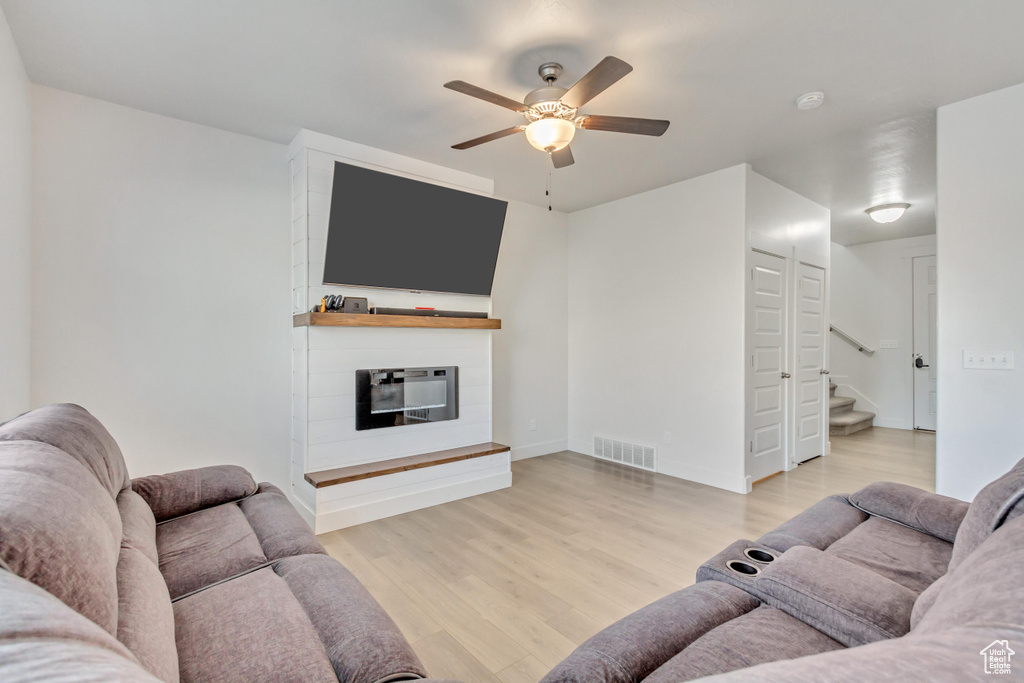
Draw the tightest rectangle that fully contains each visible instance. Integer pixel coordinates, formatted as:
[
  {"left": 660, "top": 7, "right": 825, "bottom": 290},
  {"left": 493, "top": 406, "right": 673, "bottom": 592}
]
[
  {"left": 879, "top": 340, "right": 899, "bottom": 349},
  {"left": 964, "top": 350, "right": 1015, "bottom": 370}
]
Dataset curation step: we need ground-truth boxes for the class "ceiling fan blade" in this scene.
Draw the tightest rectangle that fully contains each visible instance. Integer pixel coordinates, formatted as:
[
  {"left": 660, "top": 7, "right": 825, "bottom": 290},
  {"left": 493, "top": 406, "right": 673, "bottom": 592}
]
[
  {"left": 444, "top": 80, "right": 528, "bottom": 113},
  {"left": 561, "top": 56, "right": 633, "bottom": 109},
  {"left": 451, "top": 126, "right": 524, "bottom": 150},
  {"left": 550, "top": 145, "right": 574, "bottom": 169},
  {"left": 579, "top": 115, "right": 670, "bottom": 136}
]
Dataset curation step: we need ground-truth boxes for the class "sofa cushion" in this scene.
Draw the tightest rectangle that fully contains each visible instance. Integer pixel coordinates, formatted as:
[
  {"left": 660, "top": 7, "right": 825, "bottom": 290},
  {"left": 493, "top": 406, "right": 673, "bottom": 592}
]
[
  {"left": 133, "top": 465, "right": 257, "bottom": 523},
  {"left": 157, "top": 502, "right": 268, "bottom": 600},
  {"left": 540, "top": 581, "right": 760, "bottom": 683},
  {"left": 0, "top": 403, "right": 130, "bottom": 497},
  {"left": 641, "top": 605, "right": 844, "bottom": 682},
  {"left": 756, "top": 546, "right": 916, "bottom": 647},
  {"left": 948, "top": 456, "right": 1024, "bottom": 571},
  {"left": 692, "top": 626, "right": 1009, "bottom": 682},
  {"left": 909, "top": 573, "right": 946, "bottom": 629},
  {"left": 174, "top": 556, "right": 428, "bottom": 683},
  {"left": 174, "top": 564, "right": 338, "bottom": 683},
  {"left": 756, "top": 494, "right": 868, "bottom": 553},
  {"left": 849, "top": 481, "right": 968, "bottom": 543},
  {"left": 824, "top": 516, "right": 952, "bottom": 594},
  {"left": 115, "top": 490, "right": 178, "bottom": 683},
  {"left": 156, "top": 483, "right": 325, "bottom": 600},
  {"left": 0, "top": 440, "right": 122, "bottom": 634},
  {"left": 915, "top": 513, "right": 1024, "bottom": 635},
  {"left": 0, "top": 567, "right": 161, "bottom": 682},
  {"left": 239, "top": 483, "right": 326, "bottom": 559},
  {"left": 275, "top": 554, "right": 427, "bottom": 682}
]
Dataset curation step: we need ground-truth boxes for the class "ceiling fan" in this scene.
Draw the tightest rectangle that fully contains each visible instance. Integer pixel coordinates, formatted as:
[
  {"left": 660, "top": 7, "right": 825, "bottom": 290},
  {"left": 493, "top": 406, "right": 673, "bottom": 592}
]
[{"left": 445, "top": 56, "right": 670, "bottom": 168}]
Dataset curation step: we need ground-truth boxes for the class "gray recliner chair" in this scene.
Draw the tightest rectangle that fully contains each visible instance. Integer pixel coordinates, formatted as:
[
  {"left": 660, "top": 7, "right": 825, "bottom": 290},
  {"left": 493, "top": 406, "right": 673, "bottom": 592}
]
[{"left": 542, "top": 457, "right": 1024, "bottom": 681}]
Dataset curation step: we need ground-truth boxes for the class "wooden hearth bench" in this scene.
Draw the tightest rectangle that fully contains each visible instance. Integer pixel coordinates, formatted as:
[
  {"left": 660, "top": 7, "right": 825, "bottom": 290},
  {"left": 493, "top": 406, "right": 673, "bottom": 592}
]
[{"left": 304, "top": 442, "right": 511, "bottom": 489}]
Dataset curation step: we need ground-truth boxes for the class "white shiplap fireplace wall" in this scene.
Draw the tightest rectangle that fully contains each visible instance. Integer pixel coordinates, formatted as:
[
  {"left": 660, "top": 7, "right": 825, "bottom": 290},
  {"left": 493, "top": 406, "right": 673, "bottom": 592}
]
[{"left": 289, "top": 130, "right": 510, "bottom": 533}]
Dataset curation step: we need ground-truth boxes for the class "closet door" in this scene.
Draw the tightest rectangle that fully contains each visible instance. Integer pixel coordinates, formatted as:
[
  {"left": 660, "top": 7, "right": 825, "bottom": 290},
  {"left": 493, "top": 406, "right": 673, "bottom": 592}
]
[
  {"left": 793, "top": 263, "right": 826, "bottom": 463},
  {"left": 746, "top": 250, "right": 789, "bottom": 482}
]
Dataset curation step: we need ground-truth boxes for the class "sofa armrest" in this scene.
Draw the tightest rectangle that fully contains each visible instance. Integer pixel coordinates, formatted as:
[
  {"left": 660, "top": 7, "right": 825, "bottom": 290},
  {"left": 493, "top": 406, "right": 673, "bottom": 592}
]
[
  {"left": 849, "top": 482, "right": 968, "bottom": 543},
  {"left": 541, "top": 581, "right": 759, "bottom": 683},
  {"left": 757, "top": 546, "right": 916, "bottom": 647},
  {"left": 132, "top": 465, "right": 257, "bottom": 522}
]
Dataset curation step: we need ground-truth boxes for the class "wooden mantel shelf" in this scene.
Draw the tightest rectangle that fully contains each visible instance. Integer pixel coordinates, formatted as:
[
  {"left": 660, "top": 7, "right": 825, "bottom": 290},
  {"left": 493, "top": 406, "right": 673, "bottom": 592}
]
[
  {"left": 305, "top": 442, "right": 510, "bottom": 488},
  {"left": 293, "top": 312, "right": 501, "bottom": 329}
]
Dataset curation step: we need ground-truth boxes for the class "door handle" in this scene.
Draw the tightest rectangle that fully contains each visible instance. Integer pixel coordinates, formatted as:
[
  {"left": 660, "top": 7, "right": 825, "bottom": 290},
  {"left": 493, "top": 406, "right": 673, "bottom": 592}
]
[
  {"left": 914, "top": 355, "right": 930, "bottom": 369},
  {"left": 781, "top": 372, "right": 791, "bottom": 379},
  {"left": 819, "top": 369, "right": 830, "bottom": 375}
]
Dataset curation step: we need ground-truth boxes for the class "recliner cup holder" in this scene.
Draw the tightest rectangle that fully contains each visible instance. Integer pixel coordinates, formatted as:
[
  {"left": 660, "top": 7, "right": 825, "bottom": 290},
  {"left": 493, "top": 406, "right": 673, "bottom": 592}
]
[
  {"left": 743, "top": 547, "right": 777, "bottom": 564},
  {"left": 726, "top": 560, "right": 760, "bottom": 576}
]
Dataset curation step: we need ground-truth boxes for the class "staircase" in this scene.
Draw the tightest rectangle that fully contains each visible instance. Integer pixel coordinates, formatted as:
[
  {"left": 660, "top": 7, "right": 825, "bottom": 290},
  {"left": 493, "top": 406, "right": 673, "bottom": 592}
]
[{"left": 829, "top": 382, "right": 875, "bottom": 436}]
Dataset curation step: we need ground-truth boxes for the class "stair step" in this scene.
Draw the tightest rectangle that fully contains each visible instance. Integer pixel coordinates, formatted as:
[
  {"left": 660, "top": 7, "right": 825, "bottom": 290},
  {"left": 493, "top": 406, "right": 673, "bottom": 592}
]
[
  {"left": 830, "top": 396, "right": 856, "bottom": 414},
  {"left": 829, "top": 410, "right": 875, "bottom": 436}
]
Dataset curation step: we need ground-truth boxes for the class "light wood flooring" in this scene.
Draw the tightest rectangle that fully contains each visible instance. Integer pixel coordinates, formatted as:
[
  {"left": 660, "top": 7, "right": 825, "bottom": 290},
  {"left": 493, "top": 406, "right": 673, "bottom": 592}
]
[{"left": 318, "top": 427, "right": 935, "bottom": 682}]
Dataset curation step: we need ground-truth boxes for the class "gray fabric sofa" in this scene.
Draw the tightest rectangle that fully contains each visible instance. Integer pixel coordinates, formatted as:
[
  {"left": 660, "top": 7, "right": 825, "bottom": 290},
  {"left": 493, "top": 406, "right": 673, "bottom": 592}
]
[
  {"left": 0, "top": 403, "right": 453, "bottom": 683},
  {"left": 543, "top": 458, "right": 1024, "bottom": 681}
]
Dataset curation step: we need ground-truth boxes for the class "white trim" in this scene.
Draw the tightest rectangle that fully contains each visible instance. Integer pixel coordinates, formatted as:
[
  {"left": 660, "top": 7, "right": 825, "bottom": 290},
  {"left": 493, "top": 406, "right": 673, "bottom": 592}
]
[
  {"left": 657, "top": 459, "right": 749, "bottom": 494},
  {"left": 565, "top": 445, "right": 748, "bottom": 494},
  {"left": 313, "top": 470, "right": 511, "bottom": 534},
  {"left": 511, "top": 439, "right": 567, "bottom": 461},
  {"left": 900, "top": 244, "right": 937, "bottom": 260},
  {"left": 288, "top": 129, "right": 493, "bottom": 196},
  {"left": 286, "top": 489, "right": 317, "bottom": 530}
]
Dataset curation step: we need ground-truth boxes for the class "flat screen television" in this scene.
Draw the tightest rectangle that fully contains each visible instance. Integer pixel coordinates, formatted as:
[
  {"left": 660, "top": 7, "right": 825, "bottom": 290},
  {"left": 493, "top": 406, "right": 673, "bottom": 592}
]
[{"left": 323, "top": 161, "right": 508, "bottom": 296}]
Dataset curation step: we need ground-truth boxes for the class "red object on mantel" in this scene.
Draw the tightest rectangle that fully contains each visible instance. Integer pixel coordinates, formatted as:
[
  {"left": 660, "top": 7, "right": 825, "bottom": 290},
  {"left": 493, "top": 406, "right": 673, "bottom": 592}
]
[{"left": 415, "top": 307, "right": 435, "bottom": 310}]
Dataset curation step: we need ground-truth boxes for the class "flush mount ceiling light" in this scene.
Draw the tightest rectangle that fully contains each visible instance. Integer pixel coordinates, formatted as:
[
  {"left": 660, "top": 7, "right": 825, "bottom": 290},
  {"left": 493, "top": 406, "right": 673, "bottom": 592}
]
[
  {"left": 796, "top": 92, "right": 825, "bottom": 110},
  {"left": 866, "top": 203, "right": 911, "bottom": 224}
]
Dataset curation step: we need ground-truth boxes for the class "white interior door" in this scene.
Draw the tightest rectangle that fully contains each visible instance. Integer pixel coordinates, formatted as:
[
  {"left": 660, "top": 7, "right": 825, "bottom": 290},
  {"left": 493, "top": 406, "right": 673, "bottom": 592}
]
[
  {"left": 913, "top": 256, "right": 937, "bottom": 431},
  {"left": 747, "top": 250, "right": 788, "bottom": 482},
  {"left": 794, "top": 263, "right": 826, "bottom": 463}
]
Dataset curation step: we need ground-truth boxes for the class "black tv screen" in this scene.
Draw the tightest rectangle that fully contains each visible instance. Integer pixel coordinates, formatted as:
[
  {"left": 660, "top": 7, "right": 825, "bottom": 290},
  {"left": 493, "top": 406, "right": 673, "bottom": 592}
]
[{"left": 323, "top": 161, "right": 508, "bottom": 296}]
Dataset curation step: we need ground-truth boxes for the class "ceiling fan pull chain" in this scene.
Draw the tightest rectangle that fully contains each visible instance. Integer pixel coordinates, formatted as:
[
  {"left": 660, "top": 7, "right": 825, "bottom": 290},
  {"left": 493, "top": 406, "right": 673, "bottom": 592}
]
[{"left": 546, "top": 154, "right": 553, "bottom": 211}]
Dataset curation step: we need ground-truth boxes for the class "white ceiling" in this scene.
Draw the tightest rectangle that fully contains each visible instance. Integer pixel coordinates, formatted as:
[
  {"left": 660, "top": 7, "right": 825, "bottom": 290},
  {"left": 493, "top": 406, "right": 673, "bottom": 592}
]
[{"left": 5, "top": 0, "right": 1024, "bottom": 245}]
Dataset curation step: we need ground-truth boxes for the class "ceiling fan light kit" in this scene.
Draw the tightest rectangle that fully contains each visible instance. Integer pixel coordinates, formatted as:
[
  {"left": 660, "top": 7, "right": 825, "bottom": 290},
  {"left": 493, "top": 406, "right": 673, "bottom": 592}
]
[
  {"left": 866, "top": 202, "right": 910, "bottom": 224},
  {"left": 525, "top": 118, "right": 575, "bottom": 152},
  {"left": 445, "top": 55, "right": 670, "bottom": 169}
]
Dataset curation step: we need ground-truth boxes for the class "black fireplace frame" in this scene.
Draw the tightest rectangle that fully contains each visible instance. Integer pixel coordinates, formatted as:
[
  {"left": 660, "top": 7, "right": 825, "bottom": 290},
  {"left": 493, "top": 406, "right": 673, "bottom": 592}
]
[{"left": 355, "top": 366, "right": 459, "bottom": 431}]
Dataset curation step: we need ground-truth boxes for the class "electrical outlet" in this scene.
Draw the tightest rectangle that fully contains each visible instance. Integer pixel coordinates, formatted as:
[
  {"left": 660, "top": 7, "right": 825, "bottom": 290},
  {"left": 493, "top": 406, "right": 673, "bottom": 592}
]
[
  {"left": 663, "top": 431, "right": 672, "bottom": 444},
  {"left": 964, "top": 350, "right": 1015, "bottom": 370},
  {"left": 879, "top": 340, "right": 899, "bottom": 349},
  {"left": 529, "top": 419, "right": 536, "bottom": 432}
]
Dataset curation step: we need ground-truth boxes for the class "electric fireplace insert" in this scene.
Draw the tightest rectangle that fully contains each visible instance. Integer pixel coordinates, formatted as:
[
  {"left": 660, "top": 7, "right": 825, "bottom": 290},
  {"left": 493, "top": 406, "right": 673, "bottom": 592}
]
[{"left": 355, "top": 366, "right": 458, "bottom": 431}]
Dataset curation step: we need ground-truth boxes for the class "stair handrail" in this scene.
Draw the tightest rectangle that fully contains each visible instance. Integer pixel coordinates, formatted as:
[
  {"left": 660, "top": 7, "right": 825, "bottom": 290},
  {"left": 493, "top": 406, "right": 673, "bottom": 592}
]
[{"left": 830, "top": 323, "right": 875, "bottom": 355}]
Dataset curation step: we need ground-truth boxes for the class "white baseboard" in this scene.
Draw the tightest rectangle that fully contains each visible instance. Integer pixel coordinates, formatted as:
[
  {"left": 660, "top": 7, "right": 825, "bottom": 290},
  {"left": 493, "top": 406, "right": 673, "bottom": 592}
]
[
  {"left": 566, "top": 440, "right": 748, "bottom": 494},
  {"left": 287, "top": 488, "right": 317, "bottom": 530},
  {"left": 567, "top": 438, "right": 592, "bottom": 456},
  {"left": 657, "top": 460, "right": 749, "bottom": 494},
  {"left": 313, "top": 470, "right": 511, "bottom": 534},
  {"left": 871, "top": 417, "right": 913, "bottom": 430},
  {"left": 511, "top": 439, "right": 567, "bottom": 461}
]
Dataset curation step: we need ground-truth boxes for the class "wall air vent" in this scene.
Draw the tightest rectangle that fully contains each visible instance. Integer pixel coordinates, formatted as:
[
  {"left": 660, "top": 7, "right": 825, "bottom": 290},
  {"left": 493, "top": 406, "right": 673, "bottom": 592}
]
[{"left": 593, "top": 436, "right": 656, "bottom": 472}]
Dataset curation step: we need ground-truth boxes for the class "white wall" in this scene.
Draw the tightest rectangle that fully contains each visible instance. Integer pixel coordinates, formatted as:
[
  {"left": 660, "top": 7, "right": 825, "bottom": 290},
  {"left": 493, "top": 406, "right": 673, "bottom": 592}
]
[
  {"left": 0, "top": 5, "right": 32, "bottom": 421},
  {"left": 830, "top": 234, "right": 936, "bottom": 429},
  {"left": 491, "top": 201, "right": 569, "bottom": 460},
  {"left": 31, "top": 86, "right": 292, "bottom": 488},
  {"left": 936, "top": 81, "right": 1024, "bottom": 500},
  {"left": 568, "top": 165, "right": 749, "bottom": 493},
  {"left": 746, "top": 168, "right": 830, "bottom": 269}
]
